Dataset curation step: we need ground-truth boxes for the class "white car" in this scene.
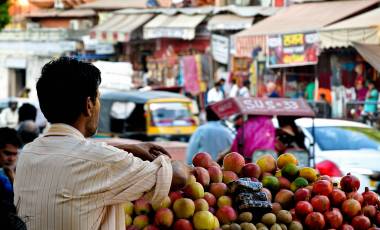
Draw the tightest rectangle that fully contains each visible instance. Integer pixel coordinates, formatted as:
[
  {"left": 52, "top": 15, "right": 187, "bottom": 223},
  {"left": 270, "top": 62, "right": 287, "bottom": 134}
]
[{"left": 295, "top": 118, "right": 380, "bottom": 192}]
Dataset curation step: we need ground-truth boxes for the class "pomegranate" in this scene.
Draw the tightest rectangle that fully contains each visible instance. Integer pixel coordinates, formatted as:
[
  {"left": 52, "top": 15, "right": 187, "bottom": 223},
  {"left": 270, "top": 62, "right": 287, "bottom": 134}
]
[
  {"left": 362, "top": 187, "right": 379, "bottom": 206},
  {"left": 311, "top": 195, "right": 330, "bottom": 213},
  {"left": 342, "top": 199, "right": 361, "bottom": 218},
  {"left": 294, "top": 188, "right": 311, "bottom": 202},
  {"left": 347, "top": 191, "right": 363, "bottom": 204},
  {"left": 324, "top": 208, "right": 343, "bottom": 229},
  {"left": 340, "top": 173, "right": 360, "bottom": 192},
  {"left": 340, "top": 224, "right": 354, "bottom": 230},
  {"left": 330, "top": 188, "right": 346, "bottom": 207},
  {"left": 305, "top": 212, "right": 325, "bottom": 230},
  {"left": 295, "top": 201, "right": 313, "bottom": 218},
  {"left": 362, "top": 205, "right": 377, "bottom": 219},
  {"left": 351, "top": 215, "right": 371, "bottom": 230},
  {"left": 313, "top": 180, "right": 333, "bottom": 196}
]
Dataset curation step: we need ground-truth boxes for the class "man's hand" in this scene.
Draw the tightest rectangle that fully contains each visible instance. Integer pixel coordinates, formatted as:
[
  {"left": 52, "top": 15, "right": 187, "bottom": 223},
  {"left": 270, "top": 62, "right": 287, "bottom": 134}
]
[
  {"left": 171, "top": 160, "right": 192, "bottom": 191},
  {"left": 116, "top": 143, "right": 172, "bottom": 161}
]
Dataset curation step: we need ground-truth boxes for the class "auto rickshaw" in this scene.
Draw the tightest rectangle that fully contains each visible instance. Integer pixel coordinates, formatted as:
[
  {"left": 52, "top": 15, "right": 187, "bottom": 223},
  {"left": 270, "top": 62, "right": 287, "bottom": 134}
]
[
  {"left": 98, "top": 90, "right": 198, "bottom": 141},
  {"left": 210, "top": 97, "right": 316, "bottom": 167}
]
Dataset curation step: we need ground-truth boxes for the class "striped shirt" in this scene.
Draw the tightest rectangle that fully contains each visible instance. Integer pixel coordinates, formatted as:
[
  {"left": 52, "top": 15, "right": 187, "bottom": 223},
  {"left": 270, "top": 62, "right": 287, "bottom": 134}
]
[{"left": 14, "top": 124, "right": 172, "bottom": 230}]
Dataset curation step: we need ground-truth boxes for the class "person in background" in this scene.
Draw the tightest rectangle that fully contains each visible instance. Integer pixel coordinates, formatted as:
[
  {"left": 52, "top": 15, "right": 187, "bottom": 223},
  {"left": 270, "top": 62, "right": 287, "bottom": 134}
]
[
  {"left": 0, "top": 130, "right": 25, "bottom": 229},
  {"left": 231, "top": 116, "right": 275, "bottom": 161},
  {"left": 229, "top": 78, "right": 239, "bottom": 97},
  {"left": 17, "top": 103, "right": 40, "bottom": 145},
  {"left": 238, "top": 80, "right": 251, "bottom": 98},
  {"left": 0, "top": 101, "right": 18, "bottom": 128},
  {"left": 266, "top": 81, "right": 280, "bottom": 98},
  {"left": 14, "top": 57, "right": 190, "bottom": 230},
  {"left": 319, "top": 93, "right": 331, "bottom": 118},
  {"left": 363, "top": 81, "right": 379, "bottom": 116},
  {"left": 187, "top": 106, "right": 234, "bottom": 164},
  {"left": 304, "top": 81, "right": 315, "bottom": 101},
  {"left": 219, "top": 78, "right": 226, "bottom": 98},
  {"left": 207, "top": 81, "right": 224, "bottom": 104},
  {"left": 18, "top": 103, "right": 37, "bottom": 123},
  {"left": 17, "top": 121, "right": 39, "bottom": 145},
  {"left": 0, "top": 128, "right": 21, "bottom": 173}
]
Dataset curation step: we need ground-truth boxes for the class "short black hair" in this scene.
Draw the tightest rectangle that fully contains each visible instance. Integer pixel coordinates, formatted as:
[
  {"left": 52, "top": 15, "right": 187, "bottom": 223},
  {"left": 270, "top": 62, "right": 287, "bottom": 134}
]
[
  {"left": 0, "top": 128, "right": 22, "bottom": 149},
  {"left": 206, "top": 106, "right": 219, "bottom": 121},
  {"left": 36, "top": 57, "right": 101, "bottom": 124},
  {"left": 18, "top": 103, "right": 37, "bottom": 122}
]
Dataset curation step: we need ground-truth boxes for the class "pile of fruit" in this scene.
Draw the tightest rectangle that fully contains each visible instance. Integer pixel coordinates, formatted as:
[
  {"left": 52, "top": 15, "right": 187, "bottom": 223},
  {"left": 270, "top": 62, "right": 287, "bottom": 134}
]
[
  {"left": 123, "top": 152, "right": 380, "bottom": 230},
  {"left": 256, "top": 153, "right": 380, "bottom": 230}
]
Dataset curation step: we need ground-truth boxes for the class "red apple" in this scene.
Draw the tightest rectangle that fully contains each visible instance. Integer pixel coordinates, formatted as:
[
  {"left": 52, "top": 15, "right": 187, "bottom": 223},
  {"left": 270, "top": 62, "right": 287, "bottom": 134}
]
[
  {"left": 223, "top": 152, "right": 245, "bottom": 174},
  {"left": 242, "top": 163, "right": 261, "bottom": 178},
  {"left": 208, "top": 166, "right": 223, "bottom": 183},
  {"left": 173, "top": 219, "right": 193, "bottom": 230},
  {"left": 209, "top": 182, "right": 228, "bottom": 198},
  {"left": 192, "top": 152, "right": 213, "bottom": 168}
]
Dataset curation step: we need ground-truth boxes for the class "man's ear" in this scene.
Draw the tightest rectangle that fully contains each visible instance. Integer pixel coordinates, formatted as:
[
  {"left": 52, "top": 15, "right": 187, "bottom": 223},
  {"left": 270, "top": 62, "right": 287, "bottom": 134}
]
[{"left": 84, "top": 97, "right": 94, "bottom": 117}]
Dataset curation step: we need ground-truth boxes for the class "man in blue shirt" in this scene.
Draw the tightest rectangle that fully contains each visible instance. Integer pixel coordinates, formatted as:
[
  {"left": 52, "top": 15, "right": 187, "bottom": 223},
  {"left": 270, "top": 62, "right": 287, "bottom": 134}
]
[{"left": 187, "top": 107, "right": 234, "bottom": 164}]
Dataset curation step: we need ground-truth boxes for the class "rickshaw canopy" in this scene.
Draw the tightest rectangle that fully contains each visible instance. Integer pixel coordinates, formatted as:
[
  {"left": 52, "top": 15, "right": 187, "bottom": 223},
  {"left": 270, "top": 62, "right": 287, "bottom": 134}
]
[{"left": 210, "top": 97, "right": 315, "bottom": 118}]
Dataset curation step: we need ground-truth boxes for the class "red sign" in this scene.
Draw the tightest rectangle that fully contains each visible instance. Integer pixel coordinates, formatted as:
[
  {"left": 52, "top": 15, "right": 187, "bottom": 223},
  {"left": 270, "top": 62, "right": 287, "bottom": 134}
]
[
  {"left": 267, "top": 32, "right": 319, "bottom": 68},
  {"left": 210, "top": 97, "right": 315, "bottom": 118}
]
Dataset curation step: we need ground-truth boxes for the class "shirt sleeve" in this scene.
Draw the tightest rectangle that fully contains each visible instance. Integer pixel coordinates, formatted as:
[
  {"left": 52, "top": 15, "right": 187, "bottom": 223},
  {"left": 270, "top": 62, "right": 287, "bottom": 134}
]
[
  {"left": 99, "top": 145, "right": 172, "bottom": 207},
  {"left": 186, "top": 129, "right": 202, "bottom": 165}
]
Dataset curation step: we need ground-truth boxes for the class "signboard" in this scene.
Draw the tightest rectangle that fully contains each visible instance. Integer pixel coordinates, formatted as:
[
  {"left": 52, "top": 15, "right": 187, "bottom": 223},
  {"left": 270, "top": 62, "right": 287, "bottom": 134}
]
[
  {"left": 210, "top": 97, "right": 315, "bottom": 118},
  {"left": 211, "top": 34, "right": 229, "bottom": 64},
  {"left": 267, "top": 32, "right": 319, "bottom": 68}
]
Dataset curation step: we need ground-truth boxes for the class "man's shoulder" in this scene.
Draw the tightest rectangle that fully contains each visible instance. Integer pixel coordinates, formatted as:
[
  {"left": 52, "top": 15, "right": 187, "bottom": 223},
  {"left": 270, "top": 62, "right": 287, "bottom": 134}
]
[{"left": 24, "top": 137, "right": 128, "bottom": 164}]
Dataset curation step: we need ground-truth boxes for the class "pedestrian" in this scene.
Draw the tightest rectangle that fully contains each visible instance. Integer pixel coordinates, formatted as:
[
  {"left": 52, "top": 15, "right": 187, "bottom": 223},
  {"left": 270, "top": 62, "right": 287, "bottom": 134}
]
[
  {"left": 187, "top": 106, "right": 234, "bottom": 164},
  {"left": 18, "top": 103, "right": 37, "bottom": 123},
  {"left": 229, "top": 79, "right": 239, "bottom": 97},
  {"left": 266, "top": 81, "right": 280, "bottom": 98},
  {"left": 362, "top": 81, "right": 379, "bottom": 123},
  {"left": 0, "top": 101, "right": 18, "bottom": 128},
  {"left": 230, "top": 116, "right": 276, "bottom": 161},
  {"left": 0, "top": 127, "right": 22, "bottom": 214},
  {"left": 207, "top": 81, "right": 224, "bottom": 104},
  {"left": 17, "top": 120, "right": 39, "bottom": 145},
  {"left": 304, "top": 81, "right": 315, "bottom": 101},
  {"left": 14, "top": 57, "right": 190, "bottom": 230},
  {"left": 238, "top": 80, "right": 251, "bottom": 97}
]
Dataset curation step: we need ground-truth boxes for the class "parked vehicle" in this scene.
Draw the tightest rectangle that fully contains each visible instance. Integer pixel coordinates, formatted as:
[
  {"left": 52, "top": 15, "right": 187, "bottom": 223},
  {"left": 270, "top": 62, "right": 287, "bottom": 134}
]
[
  {"left": 295, "top": 118, "right": 380, "bottom": 192},
  {"left": 98, "top": 90, "right": 198, "bottom": 141}
]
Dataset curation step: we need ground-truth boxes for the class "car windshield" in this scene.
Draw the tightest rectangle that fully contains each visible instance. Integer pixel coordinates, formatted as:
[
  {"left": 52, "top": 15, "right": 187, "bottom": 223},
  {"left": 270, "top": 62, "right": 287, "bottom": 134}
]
[
  {"left": 306, "top": 126, "right": 380, "bottom": 151},
  {"left": 150, "top": 102, "right": 193, "bottom": 127}
]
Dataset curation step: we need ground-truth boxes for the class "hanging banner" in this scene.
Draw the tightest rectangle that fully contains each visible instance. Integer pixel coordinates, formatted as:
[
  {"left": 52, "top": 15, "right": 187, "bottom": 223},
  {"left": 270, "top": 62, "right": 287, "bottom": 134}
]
[
  {"left": 211, "top": 34, "right": 229, "bottom": 64},
  {"left": 267, "top": 32, "right": 319, "bottom": 68}
]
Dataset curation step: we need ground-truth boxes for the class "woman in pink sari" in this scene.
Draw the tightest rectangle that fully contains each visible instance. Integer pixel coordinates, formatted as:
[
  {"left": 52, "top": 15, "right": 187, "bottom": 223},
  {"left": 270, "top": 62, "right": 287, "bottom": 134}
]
[{"left": 231, "top": 116, "right": 276, "bottom": 161}]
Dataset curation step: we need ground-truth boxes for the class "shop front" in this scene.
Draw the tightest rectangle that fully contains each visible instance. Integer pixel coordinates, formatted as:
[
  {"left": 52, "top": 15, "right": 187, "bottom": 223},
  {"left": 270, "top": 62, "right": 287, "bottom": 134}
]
[{"left": 232, "top": 0, "right": 379, "bottom": 110}]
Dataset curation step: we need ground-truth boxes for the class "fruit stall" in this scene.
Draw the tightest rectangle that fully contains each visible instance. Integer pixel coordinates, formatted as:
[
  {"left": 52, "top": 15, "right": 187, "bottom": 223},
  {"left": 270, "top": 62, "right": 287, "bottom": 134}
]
[{"left": 123, "top": 152, "right": 380, "bottom": 230}]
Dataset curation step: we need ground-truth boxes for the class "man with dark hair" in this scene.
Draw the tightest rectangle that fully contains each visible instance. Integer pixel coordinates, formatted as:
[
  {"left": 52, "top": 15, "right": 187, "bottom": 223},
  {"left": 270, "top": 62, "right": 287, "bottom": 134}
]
[
  {"left": 14, "top": 57, "right": 189, "bottom": 230},
  {"left": 0, "top": 128, "right": 23, "bottom": 228},
  {"left": 186, "top": 106, "right": 234, "bottom": 164},
  {"left": 18, "top": 103, "right": 37, "bottom": 123},
  {"left": 0, "top": 128, "right": 22, "bottom": 171},
  {"left": 0, "top": 101, "right": 18, "bottom": 128}
]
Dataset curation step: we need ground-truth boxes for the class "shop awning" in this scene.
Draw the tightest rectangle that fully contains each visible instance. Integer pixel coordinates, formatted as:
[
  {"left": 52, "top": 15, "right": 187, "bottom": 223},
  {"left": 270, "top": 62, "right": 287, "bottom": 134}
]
[
  {"left": 353, "top": 42, "right": 380, "bottom": 72},
  {"left": 90, "top": 14, "right": 153, "bottom": 43},
  {"left": 320, "top": 8, "right": 380, "bottom": 49},
  {"left": 77, "top": 0, "right": 147, "bottom": 10},
  {"left": 207, "top": 14, "right": 254, "bottom": 31},
  {"left": 143, "top": 14, "right": 206, "bottom": 40},
  {"left": 234, "top": 0, "right": 380, "bottom": 57}
]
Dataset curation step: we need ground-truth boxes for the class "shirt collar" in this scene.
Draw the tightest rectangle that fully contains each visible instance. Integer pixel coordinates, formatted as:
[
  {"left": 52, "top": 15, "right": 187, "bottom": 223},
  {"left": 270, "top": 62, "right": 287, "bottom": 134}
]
[{"left": 43, "top": 123, "right": 86, "bottom": 141}]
